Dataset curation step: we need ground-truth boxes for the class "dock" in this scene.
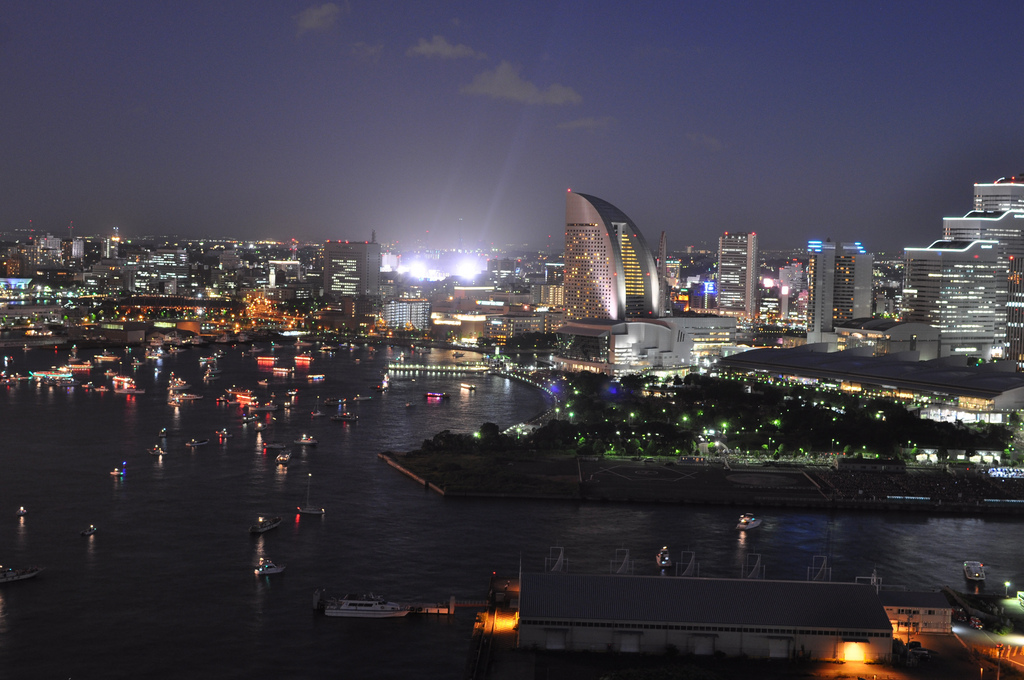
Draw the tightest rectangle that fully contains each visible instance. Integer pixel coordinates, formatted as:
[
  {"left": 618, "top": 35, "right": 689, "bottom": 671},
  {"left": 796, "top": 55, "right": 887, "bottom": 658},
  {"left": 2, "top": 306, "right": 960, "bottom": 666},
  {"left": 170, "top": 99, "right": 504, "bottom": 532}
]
[{"left": 386, "top": 361, "right": 491, "bottom": 374}]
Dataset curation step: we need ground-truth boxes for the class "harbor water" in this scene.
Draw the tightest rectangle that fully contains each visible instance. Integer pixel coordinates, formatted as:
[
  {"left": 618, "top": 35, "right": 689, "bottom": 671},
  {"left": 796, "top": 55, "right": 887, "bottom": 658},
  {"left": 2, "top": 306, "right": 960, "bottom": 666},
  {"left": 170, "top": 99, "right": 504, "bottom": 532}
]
[{"left": 0, "top": 343, "right": 1021, "bottom": 679}]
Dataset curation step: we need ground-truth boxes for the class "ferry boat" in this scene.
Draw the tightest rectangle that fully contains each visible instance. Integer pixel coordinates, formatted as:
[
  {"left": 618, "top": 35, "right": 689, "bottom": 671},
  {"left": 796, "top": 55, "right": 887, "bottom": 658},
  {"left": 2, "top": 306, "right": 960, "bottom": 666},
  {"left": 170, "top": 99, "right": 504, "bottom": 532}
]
[
  {"left": 319, "top": 593, "right": 409, "bottom": 618},
  {"left": 254, "top": 557, "right": 286, "bottom": 575},
  {"left": 0, "top": 565, "right": 44, "bottom": 583},
  {"left": 656, "top": 546, "right": 673, "bottom": 569},
  {"left": 964, "top": 560, "right": 986, "bottom": 581},
  {"left": 112, "top": 376, "right": 145, "bottom": 394},
  {"left": 94, "top": 350, "right": 120, "bottom": 363},
  {"left": 167, "top": 374, "right": 191, "bottom": 391},
  {"left": 736, "top": 513, "right": 762, "bottom": 530},
  {"left": 249, "top": 516, "right": 282, "bottom": 534}
]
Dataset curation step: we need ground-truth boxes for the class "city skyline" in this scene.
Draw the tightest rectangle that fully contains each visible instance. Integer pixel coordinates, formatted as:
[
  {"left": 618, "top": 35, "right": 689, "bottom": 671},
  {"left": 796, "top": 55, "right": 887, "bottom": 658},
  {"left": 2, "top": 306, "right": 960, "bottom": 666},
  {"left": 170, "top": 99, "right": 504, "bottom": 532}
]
[{"left": 3, "top": 2, "right": 1024, "bottom": 251}]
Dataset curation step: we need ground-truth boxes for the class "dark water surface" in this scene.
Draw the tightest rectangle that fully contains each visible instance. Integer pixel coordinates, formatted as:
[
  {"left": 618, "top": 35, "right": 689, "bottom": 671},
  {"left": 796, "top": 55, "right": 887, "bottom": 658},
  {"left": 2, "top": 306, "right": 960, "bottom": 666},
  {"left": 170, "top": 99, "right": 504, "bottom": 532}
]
[{"left": 0, "top": 344, "right": 1019, "bottom": 678}]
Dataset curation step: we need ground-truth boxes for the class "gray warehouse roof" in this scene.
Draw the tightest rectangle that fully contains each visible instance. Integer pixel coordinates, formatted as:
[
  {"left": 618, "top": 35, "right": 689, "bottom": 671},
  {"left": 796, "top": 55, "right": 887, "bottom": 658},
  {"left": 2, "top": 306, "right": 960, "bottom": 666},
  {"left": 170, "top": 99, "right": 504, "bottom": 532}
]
[
  {"left": 520, "top": 573, "right": 892, "bottom": 631},
  {"left": 719, "top": 346, "right": 1024, "bottom": 402}
]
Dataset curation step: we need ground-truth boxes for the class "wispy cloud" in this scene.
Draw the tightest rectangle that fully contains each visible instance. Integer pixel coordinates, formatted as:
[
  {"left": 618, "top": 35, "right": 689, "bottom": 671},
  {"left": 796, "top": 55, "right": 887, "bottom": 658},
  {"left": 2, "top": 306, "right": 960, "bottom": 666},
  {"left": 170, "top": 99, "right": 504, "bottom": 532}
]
[
  {"left": 461, "top": 61, "right": 581, "bottom": 105},
  {"left": 351, "top": 42, "right": 383, "bottom": 64},
  {"left": 686, "top": 132, "right": 723, "bottom": 152},
  {"left": 407, "top": 35, "right": 486, "bottom": 60},
  {"left": 294, "top": 3, "right": 347, "bottom": 37},
  {"left": 558, "top": 116, "right": 615, "bottom": 132}
]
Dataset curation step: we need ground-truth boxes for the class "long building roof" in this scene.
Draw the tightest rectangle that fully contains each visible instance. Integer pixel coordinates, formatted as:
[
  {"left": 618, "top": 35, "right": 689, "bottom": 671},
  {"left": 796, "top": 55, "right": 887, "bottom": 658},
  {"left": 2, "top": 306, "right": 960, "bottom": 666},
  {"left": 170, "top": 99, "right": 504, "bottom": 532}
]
[
  {"left": 520, "top": 572, "right": 892, "bottom": 631},
  {"left": 719, "top": 346, "right": 1024, "bottom": 401}
]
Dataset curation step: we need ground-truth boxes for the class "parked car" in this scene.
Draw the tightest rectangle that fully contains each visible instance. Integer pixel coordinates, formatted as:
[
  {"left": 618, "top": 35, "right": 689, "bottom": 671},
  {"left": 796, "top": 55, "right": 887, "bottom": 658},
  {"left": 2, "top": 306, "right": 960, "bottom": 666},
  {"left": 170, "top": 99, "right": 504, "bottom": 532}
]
[{"left": 908, "top": 641, "right": 921, "bottom": 650}]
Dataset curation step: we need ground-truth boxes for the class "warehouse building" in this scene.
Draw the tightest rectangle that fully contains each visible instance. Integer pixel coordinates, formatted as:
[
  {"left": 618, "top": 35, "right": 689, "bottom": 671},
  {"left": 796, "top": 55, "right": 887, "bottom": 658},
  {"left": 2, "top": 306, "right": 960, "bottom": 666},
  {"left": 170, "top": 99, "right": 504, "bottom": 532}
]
[{"left": 517, "top": 572, "right": 893, "bottom": 661}]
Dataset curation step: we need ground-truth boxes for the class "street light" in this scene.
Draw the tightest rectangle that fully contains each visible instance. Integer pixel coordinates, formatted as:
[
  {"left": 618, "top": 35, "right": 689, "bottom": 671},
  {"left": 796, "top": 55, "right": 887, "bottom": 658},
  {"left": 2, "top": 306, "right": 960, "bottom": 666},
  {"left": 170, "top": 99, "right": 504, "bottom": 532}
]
[{"left": 1005, "top": 581, "right": 1012, "bottom": 597}]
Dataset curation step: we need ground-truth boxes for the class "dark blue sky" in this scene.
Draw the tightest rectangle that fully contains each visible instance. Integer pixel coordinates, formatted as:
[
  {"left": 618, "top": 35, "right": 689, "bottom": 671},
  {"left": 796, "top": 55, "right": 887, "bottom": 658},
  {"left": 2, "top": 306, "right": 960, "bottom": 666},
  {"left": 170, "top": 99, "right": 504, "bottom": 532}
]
[{"left": 2, "top": 1, "right": 1023, "bottom": 252}]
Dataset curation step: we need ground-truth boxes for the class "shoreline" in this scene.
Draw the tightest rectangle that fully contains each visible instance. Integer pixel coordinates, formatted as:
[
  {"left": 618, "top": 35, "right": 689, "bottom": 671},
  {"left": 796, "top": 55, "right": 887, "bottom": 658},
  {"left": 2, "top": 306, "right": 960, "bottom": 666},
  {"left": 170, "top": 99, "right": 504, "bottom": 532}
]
[{"left": 379, "top": 453, "right": 1024, "bottom": 516}]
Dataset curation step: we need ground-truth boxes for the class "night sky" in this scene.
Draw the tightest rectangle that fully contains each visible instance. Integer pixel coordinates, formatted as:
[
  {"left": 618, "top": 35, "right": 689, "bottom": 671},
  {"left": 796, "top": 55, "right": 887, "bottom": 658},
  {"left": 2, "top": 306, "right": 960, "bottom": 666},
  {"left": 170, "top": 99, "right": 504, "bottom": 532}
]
[{"left": 3, "top": 1, "right": 1024, "bottom": 252}]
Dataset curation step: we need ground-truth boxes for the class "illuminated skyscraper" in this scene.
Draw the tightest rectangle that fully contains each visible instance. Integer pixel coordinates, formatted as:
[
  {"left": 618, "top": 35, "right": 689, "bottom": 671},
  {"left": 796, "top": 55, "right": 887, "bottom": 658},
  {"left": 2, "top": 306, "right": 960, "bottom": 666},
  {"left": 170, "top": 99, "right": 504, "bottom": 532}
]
[
  {"left": 563, "top": 192, "right": 664, "bottom": 321},
  {"left": 323, "top": 240, "right": 381, "bottom": 302},
  {"left": 716, "top": 232, "right": 758, "bottom": 318},
  {"left": 903, "top": 239, "right": 1000, "bottom": 358},
  {"left": 943, "top": 176, "right": 1024, "bottom": 346},
  {"left": 806, "top": 240, "right": 873, "bottom": 343}
]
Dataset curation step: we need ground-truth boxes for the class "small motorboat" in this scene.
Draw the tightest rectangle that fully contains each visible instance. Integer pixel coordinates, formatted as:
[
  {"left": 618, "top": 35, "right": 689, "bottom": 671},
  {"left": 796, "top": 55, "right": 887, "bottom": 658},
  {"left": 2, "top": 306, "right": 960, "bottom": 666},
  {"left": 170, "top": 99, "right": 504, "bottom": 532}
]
[
  {"left": 964, "top": 560, "right": 986, "bottom": 581},
  {"left": 276, "top": 451, "right": 292, "bottom": 464},
  {"left": 148, "top": 446, "right": 165, "bottom": 456},
  {"left": 216, "top": 428, "right": 232, "bottom": 438},
  {"left": 656, "top": 546, "right": 673, "bottom": 569},
  {"left": 736, "top": 513, "right": 762, "bottom": 530},
  {"left": 263, "top": 442, "right": 286, "bottom": 450},
  {"left": 254, "top": 557, "right": 286, "bottom": 575},
  {"left": 249, "top": 516, "right": 282, "bottom": 534},
  {"left": 331, "top": 412, "right": 358, "bottom": 422},
  {"left": 81, "top": 524, "right": 98, "bottom": 536},
  {"left": 16, "top": 506, "right": 27, "bottom": 517},
  {"left": 110, "top": 462, "right": 127, "bottom": 476},
  {"left": 185, "top": 439, "right": 209, "bottom": 448},
  {"left": 294, "top": 434, "right": 318, "bottom": 446}
]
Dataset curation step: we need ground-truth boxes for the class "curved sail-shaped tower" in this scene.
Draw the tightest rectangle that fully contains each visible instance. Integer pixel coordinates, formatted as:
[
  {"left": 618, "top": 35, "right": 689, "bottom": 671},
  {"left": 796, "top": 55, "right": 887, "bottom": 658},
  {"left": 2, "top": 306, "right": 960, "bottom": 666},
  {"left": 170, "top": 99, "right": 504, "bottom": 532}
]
[{"left": 564, "top": 191, "right": 664, "bottom": 321}]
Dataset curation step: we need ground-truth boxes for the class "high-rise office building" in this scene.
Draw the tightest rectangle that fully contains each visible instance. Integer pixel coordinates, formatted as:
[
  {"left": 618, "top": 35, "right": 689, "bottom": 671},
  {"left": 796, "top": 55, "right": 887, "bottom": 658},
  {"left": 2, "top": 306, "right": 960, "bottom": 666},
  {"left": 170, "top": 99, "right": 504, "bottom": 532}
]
[
  {"left": 1008, "top": 255, "right": 1024, "bottom": 371},
  {"left": 563, "top": 192, "right": 664, "bottom": 321},
  {"left": 943, "top": 177, "right": 1024, "bottom": 347},
  {"left": 806, "top": 240, "right": 873, "bottom": 343},
  {"left": 323, "top": 240, "right": 381, "bottom": 302},
  {"left": 716, "top": 232, "right": 758, "bottom": 318},
  {"left": 903, "top": 239, "right": 1000, "bottom": 358}
]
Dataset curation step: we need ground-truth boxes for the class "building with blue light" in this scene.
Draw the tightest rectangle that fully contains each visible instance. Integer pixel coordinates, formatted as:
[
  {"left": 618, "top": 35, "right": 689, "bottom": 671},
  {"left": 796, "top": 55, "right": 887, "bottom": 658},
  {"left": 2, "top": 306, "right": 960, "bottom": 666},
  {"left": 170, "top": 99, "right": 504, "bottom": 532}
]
[{"left": 806, "top": 241, "right": 872, "bottom": 344}]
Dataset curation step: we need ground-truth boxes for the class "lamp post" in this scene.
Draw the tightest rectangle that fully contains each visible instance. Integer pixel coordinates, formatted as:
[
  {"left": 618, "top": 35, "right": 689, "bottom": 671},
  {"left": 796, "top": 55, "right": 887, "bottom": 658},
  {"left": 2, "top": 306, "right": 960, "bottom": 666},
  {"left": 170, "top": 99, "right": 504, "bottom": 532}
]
[
  {"left": 1006, "top": 581, "right": 1012, "bottom": 598},
  {"left": 996, "top": 643, "right": 1003, "bottom": 680}
]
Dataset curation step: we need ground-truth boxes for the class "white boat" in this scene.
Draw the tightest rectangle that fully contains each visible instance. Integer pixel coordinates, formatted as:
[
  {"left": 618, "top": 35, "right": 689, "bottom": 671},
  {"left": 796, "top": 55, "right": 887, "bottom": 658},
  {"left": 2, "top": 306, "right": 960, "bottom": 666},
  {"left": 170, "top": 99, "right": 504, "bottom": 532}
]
[
  {"left": 321, "top": 593, "right": 409, "bottom": 618},
  {"left": 656, "top": 546, "right": 673, "bottom": 569},
  {"left": 254, "top": 557, "right": 286, "bottom": 575},
  {"left": 276, "top": 451, "right": 292, "bottom": 464},
  {"left": 294, "top": 434, "right": 317, "bottom": 446},
  {"left": 736, "top": 513, "right": 762, "bottom": 530},
  {"left": 298, "top": 473, "right": 325, "bottom": 515},
  {"left": 964, "top": 560, "right": 986, "bottom": 581},
  {"left": 249, "top": 516, "right": 282, "bottom": 534},
  {"left": 351, "top": 395, "right": 372, "bottom": 402},
  {"left": 0, "top": 566, "right": 44, "bottom": 583},
  {"left": 16, "top": 506, "right": 27, "bottom": 516},
  {"left": 81, "top": 524, "right": 98, "bottom": 536},
  {"left": 110, "top": 462, "right": 127, "bottom": 476}
]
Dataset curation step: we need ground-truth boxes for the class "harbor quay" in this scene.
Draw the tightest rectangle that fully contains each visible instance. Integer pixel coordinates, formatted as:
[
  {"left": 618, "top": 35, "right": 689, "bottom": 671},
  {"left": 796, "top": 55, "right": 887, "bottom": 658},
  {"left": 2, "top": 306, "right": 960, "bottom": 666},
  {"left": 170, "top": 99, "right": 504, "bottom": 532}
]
[{"left": 380, "top": 451, "right": 1024, "bottom": 516}]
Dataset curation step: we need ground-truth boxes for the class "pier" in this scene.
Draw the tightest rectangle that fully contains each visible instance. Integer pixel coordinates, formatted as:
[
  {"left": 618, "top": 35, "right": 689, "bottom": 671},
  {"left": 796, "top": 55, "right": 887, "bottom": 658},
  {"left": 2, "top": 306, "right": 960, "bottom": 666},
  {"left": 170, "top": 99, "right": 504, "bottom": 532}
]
[{"left": 386, "top": 361, "right": 491, "bottom": 374}]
